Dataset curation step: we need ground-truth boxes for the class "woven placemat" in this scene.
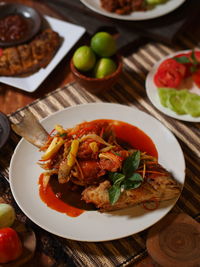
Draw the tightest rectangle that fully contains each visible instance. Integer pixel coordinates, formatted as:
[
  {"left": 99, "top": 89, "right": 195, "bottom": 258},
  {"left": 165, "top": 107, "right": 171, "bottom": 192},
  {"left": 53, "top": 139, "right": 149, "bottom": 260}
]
[{"left": 0, "top": 33, "right": 200, "bottom": 266}]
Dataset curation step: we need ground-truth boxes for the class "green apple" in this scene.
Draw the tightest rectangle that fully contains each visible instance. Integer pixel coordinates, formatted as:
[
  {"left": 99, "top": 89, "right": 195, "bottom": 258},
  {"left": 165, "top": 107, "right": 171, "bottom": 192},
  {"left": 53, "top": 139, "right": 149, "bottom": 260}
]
[{"left": 0, "top": 203, "right": 15, "bottom": 228}]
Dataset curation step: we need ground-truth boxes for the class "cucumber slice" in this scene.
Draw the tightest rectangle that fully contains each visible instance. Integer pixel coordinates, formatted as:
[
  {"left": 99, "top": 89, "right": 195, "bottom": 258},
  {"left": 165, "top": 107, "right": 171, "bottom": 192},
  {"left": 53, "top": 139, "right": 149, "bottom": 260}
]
[
  {"left": 183, "top": 93, "right": 200, "bottom": 117},
  {"left": 157, "top": 87, "right": 200, "bottom": 117},
  {"left": 167, "top": 90, "right": 188, "bottom": 115},
  {"left": 157, "top": 88, "right": 175, "bottom": 107}
]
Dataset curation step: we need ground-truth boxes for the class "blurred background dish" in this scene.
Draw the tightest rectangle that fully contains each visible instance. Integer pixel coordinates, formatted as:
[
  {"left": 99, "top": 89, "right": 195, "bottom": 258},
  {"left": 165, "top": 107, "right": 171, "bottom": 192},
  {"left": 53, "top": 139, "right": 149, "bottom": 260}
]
[
  {"left": 0, "top": 3, "right": 41, "bottom": 47},
  {"left": 0, "top": 16, "right": 86, "bottom": 92},
  {"left": 80, "top": 0, "right": 186, "bottom": 21},
  {"left": 145, "top": 50, "right": 200, "bottom": 122}
]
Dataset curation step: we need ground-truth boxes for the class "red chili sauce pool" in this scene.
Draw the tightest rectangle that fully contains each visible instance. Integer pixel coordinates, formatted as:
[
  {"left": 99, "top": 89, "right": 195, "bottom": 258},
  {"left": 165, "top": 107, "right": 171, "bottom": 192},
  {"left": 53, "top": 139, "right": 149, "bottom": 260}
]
[
  {"left": 0, "top": 14, "right": 28, "bottom": 42},
  {"left": 38, "top": 119, "right": 158, "bottom": 217}
]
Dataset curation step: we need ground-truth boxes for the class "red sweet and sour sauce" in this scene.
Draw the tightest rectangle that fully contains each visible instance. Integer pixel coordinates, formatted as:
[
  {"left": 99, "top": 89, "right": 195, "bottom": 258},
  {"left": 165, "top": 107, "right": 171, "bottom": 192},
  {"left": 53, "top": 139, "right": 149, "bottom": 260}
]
[
  {"left": 38, "top": 119, "right": 158, "bottom": 217},
  {"left": 39, "top": 174, "right": 84, "bottom": 217},
  {"left": 112, "top": 120, "right": 158, "bottom": 158}
]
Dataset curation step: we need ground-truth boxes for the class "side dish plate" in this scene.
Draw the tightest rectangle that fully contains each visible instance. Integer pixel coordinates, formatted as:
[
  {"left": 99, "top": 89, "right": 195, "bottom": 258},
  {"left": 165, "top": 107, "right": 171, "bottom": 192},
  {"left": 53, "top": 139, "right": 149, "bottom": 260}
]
[
  {"left": 0, "top": 16, "right": 85, "bottom": 92},
  {"left": 80, "top": 0, "right": 186, "bottom": 21},
  {"left": 146, "top": 50, "right": 200, "bottom": 122},
  {"left": 9, "top": 103, "right": 185, "bottom": 242}
]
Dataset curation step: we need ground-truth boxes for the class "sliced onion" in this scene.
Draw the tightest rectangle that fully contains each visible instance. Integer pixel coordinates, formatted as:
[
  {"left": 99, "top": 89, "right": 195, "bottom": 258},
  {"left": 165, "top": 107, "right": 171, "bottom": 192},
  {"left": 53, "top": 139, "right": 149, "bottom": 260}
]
[{"left": 80, "top": 134, "right": 111, "bottom": 146}]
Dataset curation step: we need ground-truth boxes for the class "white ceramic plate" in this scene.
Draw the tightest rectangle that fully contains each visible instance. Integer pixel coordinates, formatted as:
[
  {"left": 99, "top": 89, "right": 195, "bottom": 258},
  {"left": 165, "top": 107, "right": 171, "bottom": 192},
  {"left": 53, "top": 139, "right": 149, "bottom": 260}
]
[
  {"left": 0, "top": 16, "right": 85, "bottom": 92},
  {"left": 80, "top": 0, "right": 185, "bottom": 21},
  {"left": 146, "top": 50, "right": 200, "bottom": 122},
  {"left": 10, "top": 103, "right": 185, "bottom": 242}
]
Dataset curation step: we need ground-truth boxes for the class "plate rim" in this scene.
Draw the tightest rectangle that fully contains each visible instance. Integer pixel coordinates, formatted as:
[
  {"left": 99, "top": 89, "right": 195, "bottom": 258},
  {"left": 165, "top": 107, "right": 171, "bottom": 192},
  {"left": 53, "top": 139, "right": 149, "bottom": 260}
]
[
  {"left": 146, "top": 49, "right": 200, "bottom": 122},
  {"left": 80, "top": 0, "right": 186, "bottom": 21},
  {"left": 9, "top": 103, "right": 185, "bottom": 241}
]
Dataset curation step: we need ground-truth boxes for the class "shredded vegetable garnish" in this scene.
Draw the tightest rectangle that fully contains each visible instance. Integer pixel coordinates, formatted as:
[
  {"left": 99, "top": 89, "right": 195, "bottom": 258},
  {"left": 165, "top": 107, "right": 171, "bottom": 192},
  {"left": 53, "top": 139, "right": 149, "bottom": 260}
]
[{"left": 38, "top": 120, "right": 160, "bottom": 205}]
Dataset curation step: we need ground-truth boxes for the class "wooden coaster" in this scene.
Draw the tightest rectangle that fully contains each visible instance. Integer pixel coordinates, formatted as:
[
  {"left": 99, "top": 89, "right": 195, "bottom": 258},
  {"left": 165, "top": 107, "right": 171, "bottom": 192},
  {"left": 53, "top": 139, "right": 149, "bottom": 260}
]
[
  {"left": 0, "top": 221, "right": 36, "bottom": 267},
  {"left": 146, "top": 213, "right": 200, "bottom": 267}
]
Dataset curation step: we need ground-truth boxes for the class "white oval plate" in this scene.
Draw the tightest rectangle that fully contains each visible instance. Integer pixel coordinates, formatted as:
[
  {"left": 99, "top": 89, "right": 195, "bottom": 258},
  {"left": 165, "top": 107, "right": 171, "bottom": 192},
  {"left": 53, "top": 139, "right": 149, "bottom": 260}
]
[
  {"left": 80, "top": 0, "right": 185, "bottom": 21},
  {"left": 146, "top": 50, "right": 200, "bottom": 122},
  {"left": 9, "top": 103, "right": 185, "bottom": 242}
]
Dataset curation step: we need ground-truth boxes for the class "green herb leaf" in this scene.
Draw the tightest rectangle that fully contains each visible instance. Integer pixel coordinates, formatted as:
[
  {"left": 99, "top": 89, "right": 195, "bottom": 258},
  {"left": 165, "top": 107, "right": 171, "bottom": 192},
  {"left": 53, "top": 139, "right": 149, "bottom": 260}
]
[
  {"left": 59, "top": 133, "right": 67, "bottom": 137},
  {"left": 174, "top": 56, "right": 191, "bottom": 64},
  {"left": 190, "top": 65, "right": 198, "bottom": 73},
  {"left": 108, "top": 184, "right": 121, "bottom": 204},
  {"left": 108, "top": 151, "right": 143, "bottom": 205},
  {"left": 128, "top": 173, "right": 143, "bottom": 182},
  {"left": 191, "top": 50, "right": 198, "bottom": 65},
  {"left": 113, "top": 152, "right": 121, "bottom": 157},
  {"left": 109, "top": 172, "right": 125, "bottom": 185},
  {"left": 123, "top": 173, "right": 143, "bottom": 190},
  {"left": 122, "top": 150, "right": 141, "bottom": 177},
  {"left": 123, "top": 180, "right": 142, "bottom": 190}
]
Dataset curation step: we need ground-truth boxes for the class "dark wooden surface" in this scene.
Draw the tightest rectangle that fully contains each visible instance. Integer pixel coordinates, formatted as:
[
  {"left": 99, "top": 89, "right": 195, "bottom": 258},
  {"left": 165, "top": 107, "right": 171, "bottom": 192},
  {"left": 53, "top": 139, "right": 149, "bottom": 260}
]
[
  {"left": 0, "top": 0, "right": 158, "bottom": 266},
  {"left": 1, "top": 1, "right": 199, "bottom": 266}
]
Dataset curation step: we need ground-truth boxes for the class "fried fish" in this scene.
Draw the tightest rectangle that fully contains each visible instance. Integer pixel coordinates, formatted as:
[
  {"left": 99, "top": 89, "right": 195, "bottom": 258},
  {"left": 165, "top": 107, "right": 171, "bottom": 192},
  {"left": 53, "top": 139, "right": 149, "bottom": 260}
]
[
  {"left": 82, "top": 162, "right": 181, "bottom": 212},
  {"left": 11, "top": 115, "right": 182, "bottom": 213}
]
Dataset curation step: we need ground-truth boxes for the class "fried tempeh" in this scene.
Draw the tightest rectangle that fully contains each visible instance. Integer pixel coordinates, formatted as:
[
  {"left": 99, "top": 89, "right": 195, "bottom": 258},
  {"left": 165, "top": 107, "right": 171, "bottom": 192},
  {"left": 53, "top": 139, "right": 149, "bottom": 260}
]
[{"left": 0, "top": 28, "right": 61, "bottom": 76}]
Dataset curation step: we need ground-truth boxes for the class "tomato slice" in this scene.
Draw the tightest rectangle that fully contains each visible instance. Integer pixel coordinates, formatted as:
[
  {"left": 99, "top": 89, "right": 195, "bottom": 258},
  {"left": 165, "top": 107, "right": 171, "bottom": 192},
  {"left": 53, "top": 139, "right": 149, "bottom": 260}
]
[
  {"left": 0, "top": 227, "right": 22, "bottom": 263},
  {"left": 173, "top": 53, "right": 193, "bottom": 77},
  {"left": 154, "top": 51, "right": 200, "bottom": 88},
  {"left": 174, "top": 52, "right": 191, "bottom": 59},
  {"left": 154, "top": 68, "right": 182, "bottom": 88},
  {"left": 158, "top": 58, "right": 186, "bottom": 78},
  {"left": 193, "top": 69, "right": 200, "bottom": 88}
]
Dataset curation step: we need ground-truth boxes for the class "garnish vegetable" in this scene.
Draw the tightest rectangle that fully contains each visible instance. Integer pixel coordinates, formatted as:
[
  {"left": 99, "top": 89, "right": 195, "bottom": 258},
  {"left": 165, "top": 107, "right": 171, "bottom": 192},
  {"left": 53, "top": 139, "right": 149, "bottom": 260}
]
[{"left": 108, "top": 150, "right": 143, "bottom": 204}]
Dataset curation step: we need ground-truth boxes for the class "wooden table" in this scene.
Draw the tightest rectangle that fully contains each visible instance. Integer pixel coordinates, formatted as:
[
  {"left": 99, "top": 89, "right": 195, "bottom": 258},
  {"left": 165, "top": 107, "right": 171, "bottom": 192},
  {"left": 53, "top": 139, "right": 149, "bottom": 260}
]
[
  {"left": 0, "top": 1, "right": 158, "bottom": 266},
  {"left": 0, "top": 0, "right": 155, "bottom": 266},
  {"left": 1, "top": 1, "right": 199, "bottom": 267}
]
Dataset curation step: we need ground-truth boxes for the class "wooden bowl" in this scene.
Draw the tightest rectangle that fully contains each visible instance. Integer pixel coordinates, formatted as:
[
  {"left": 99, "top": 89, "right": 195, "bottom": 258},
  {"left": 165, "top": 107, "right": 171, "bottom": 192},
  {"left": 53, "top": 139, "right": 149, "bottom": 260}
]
[{"left": 70, "top": 56, "right": 123, "bottom": 94}]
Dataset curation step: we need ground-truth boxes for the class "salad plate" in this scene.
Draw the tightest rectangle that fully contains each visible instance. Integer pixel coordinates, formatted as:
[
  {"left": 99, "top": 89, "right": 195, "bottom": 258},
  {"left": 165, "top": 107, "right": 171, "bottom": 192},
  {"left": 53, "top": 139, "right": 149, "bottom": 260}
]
[
  {"left": 146, "top": 50, "right": 200, "bottom": 122},
  {"left": 80, "top": 0, "right": 186, "bottom": 21},
  {"left": 9, "top": 103, "right": 185, "bottom": 242}
]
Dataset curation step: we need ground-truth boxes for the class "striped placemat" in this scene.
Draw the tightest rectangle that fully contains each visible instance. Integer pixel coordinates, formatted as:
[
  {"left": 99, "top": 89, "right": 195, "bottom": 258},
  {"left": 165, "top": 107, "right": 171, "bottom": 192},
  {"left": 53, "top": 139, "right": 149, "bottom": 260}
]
[{"left": 0, "top": 33, "right": 200, "bottom": 266}]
